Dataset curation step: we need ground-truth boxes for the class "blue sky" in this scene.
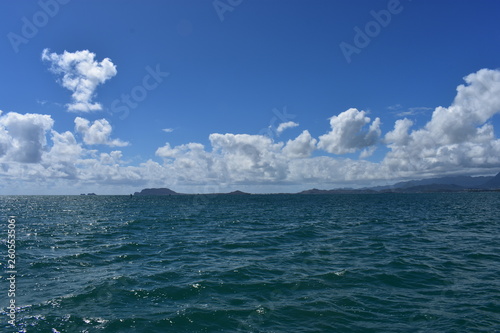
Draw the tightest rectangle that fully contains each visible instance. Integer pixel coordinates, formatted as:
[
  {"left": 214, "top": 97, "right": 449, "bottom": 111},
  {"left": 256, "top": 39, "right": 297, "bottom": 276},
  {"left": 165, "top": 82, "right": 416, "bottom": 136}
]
[{"left": 1, "top": 0, "right": 500, "bottom": 194}]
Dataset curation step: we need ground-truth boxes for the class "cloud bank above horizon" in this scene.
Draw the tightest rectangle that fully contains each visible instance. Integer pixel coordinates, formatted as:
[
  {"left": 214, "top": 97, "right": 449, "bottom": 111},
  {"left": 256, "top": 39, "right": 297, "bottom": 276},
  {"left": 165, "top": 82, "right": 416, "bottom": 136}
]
[{"left": 1, "top": 49, "right": 500, "bottom": 194}]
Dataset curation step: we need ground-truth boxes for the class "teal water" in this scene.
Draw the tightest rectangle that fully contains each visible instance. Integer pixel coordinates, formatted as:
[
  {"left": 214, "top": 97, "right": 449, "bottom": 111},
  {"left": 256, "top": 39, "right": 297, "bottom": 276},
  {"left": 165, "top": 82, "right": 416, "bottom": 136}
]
[{"left": 1, "top": 193, "right": 499, "bottom": 332}]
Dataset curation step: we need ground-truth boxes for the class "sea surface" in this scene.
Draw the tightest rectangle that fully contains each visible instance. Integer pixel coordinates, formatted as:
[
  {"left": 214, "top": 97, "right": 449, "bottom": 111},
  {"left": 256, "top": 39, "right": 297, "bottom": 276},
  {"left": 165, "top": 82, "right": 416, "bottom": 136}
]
[{"left": 1, "top": 193, "right": 499, "bottom": 332}]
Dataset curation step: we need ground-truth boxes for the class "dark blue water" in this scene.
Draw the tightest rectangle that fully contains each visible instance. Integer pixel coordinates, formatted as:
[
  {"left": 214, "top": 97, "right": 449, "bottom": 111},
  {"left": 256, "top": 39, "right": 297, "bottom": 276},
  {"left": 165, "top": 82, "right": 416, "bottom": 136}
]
[{"left": 1, "top": 193, "right": 499, "bottom": 332}]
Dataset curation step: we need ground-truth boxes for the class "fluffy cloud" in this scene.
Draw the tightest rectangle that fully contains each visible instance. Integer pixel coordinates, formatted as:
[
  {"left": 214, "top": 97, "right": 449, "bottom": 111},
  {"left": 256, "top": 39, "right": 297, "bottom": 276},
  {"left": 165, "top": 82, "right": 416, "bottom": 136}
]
[
  {"left": 426, "top": 69, "right": 500, "bottom": 145},
  {"left": 0, "top": 112, "right": 139, "bottom": 192},
  {"left": 148, "top": 68, "right": 500, "bottom": 189},
  {"left": 2, "top": 68, "right": 500, "bottom": 194},
  {"left": 0, "top": 112, "right": 54, "bottom": 163},
  {"left": 209, "top": 133, "right": 288, "bottom": 182},
  {"left": 99, "top": 151, "right": 124, "bottom": 165},
  {"left": 156, "top": 142, "right": 217, "bottom": 183},
  {"left": 283, "top": 130, "right": 317, "bottom": 158},
  {"left": 0, "top": 123, "right": 9, "bottom": 157},
  {"left": 383, "top": 68, "right": 500, "bottom": 174},
  {"left": 41, "top": 130, "right": 82, "bottom": 179},
  {"left": 74, "top": 117, "right": 128, "bottom": 147},
  {"left": 318, "top": 108, "right": 381, "bottom": 155},
  {"left": 385, "top": 118, "right": 413, "bottom": 146},
  {"left": 42, "top": 49, "right": 117, "bottom": 112}
]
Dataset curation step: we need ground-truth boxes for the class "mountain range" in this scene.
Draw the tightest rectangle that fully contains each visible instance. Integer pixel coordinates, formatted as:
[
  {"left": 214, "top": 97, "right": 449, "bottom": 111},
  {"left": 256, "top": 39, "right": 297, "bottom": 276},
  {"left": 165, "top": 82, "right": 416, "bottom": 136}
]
[
  {"left": 134, "top": 172, "right": 500, "bottom": 195},
  {"left": 299, "top": 172, "right": 500, "bottom": 194}
]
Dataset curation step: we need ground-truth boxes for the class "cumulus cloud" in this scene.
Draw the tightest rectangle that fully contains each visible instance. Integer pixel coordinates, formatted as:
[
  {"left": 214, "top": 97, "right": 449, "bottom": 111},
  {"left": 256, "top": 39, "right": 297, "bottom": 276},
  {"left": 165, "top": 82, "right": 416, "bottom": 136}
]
[
  {"left": 46, "top": 130, "right": 82, "bottom": 162},
  {"left": 383, "top": 68, "right": 500, "bottom": 174},
  {"left": 42, "top": 49, "right": 117, "bottom": 112},
  {"left": 157, "top": 142, "right": 205, "bottom": 160},
  {"left": 0, "top": 113, "right": 137, "bottom": 191},
  {"left": 99, "top": 151, "right": 124, "bottom": 165},
  {"left": 209, "top": 133, "right": 288, "bottom": 182},
  {"left": 154, "top": 131, "right": 316, "bottom": 186},
  {"left": 276, "top": 121, "right": 299, "bottom": 135},
  {"left": 41, "top": 130, "right": 82, "bottom": 179},
  {"left": 147, "top": 68, "right": 500, "bottom": 189},
  {"left": 318, "top": 108, "right": 381, "bottom": 154},
  {"left": 0, "top": 112, "right": 54, "bottom": 163},
  {"left": 283, "top": 130, "right": 317, "bottom": 158},
  {"left": 74, "top": 117, "right": 128, "bottom": 147},
  {"left": 156, "top": 142, "right": 216, "bottom": 183},
  {"left": 156, "top": 142, "right": 178, "bottom": 159},
  {"left": 0, "top": 123, "right": 9, "bottom": 158},
  {"left": 3, "top": 68, "right": 500, "bottom": 194},
  {"left": 426, "top": 69, "right": 500, "bottom": 145},
  {"left": 384, "top": 118, "right": 413, "bottom": 146}
]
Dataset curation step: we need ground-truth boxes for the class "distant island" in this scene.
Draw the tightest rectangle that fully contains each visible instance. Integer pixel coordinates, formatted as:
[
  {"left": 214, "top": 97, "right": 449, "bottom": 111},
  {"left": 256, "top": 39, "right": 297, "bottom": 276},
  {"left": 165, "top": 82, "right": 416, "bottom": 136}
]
[
  {"left": 134, "top": 188, "right": 179, "bottom": 196},
  {"left": 133, "top": 188, "right": 251, "bottom": 196},
  {"left": 133, "top": 172, "right": 500, "bottom": 195}
]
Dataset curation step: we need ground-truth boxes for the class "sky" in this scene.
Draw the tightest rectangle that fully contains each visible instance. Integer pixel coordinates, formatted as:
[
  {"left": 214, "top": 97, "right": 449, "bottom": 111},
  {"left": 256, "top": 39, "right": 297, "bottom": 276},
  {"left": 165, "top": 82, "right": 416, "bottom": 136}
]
[{"left": 1, "top": 0, "right": 500, "bottom": 194}]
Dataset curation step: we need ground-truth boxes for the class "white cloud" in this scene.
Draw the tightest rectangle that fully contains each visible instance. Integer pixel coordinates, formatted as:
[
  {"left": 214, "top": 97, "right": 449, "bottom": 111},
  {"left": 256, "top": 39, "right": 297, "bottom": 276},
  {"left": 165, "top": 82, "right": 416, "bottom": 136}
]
[
  {"left": 383, "top": 68, "right": 500, "bottom": 174},
  {"left": 387, "top": 104, "right": 433, "bottom": 117},
  {"left": 387, "top": 104, "right": 402, "bottom": 111},
  {"left": 0, "top": 123, "right": 10, "bottom": 158},
  {"left": 46, "top": 130, "right": 82, "bottom": 163},
  {"left": 99, "top": 151, "right": 124, "bottom": 165},
  {"left": 0, "top": 112, "right": 54, "bottom": 163},
  {"left": 41, "top": 130, "right": 82, "bottom": 179},
  {"left": 318, "top": 108, "right": 381, "bottom": 154},
  {"left": 156, "top": 142, "right": 179, "bottom": 159},
  {"left": 74, "top": 117, "right": 128, "bottom": 147},
  {"left": 276, "top": 121, "right": 299, "bottom": 135},
  {"left": 396, "top": 107, "right": 432, "bottom": 117},
  {"left": 147, "top": 68, "right": 500, "bottom": 189},
  {"left": 3, "top": 68, "right": 500, "bottom": 194},
  {"left": 156, "top": 142, "right": 216, "bottom": 183},
  {"left": 359, "top": 146, "right": 376, "bottom": 159},
  {"left": 384, "top": 118, "right": 413, "bottom": 146},
  {"left": 283, "top": 130, "right": 317, "bottom": 158},
  {"left": 162, "top": 128, "right": 174, "bottom": 133},
  {"left": 209, "top": 133, "right": 288, "bottom": 182},
  {"left": 426, "top": 69, "right": 500, "bottom": 145},
  {"left": 42, "top": 49, "right": 117, "bottom": 112}
]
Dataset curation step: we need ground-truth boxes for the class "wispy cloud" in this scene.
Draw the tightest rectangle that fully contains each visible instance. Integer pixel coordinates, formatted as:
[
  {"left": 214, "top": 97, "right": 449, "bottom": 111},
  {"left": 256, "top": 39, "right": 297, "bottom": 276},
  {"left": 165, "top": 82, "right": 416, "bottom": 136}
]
[
  {"left": 396, "top": 107, "right": 433, "bottom": 117},
  {"left": 162, "top": 128, "right": 174, "bottom": 133},
  {"left": 42, "top": 49, "right": 117, "bottom": 112},
  {"left": 387, "top": 104, "right": 433, "bottom": 117},
  {"left": 276, "top": 121, "right": 299, "bottom": 135},
  {"left": 387, "top": 104, "right": 402, "bottom": 111}
]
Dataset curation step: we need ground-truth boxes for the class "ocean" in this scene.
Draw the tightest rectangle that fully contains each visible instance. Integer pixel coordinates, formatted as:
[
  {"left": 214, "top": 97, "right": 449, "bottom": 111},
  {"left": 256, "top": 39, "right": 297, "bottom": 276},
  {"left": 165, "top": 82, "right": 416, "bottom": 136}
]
[{"left": 1, "top": 193, "right": 499, "bottom": 332}]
